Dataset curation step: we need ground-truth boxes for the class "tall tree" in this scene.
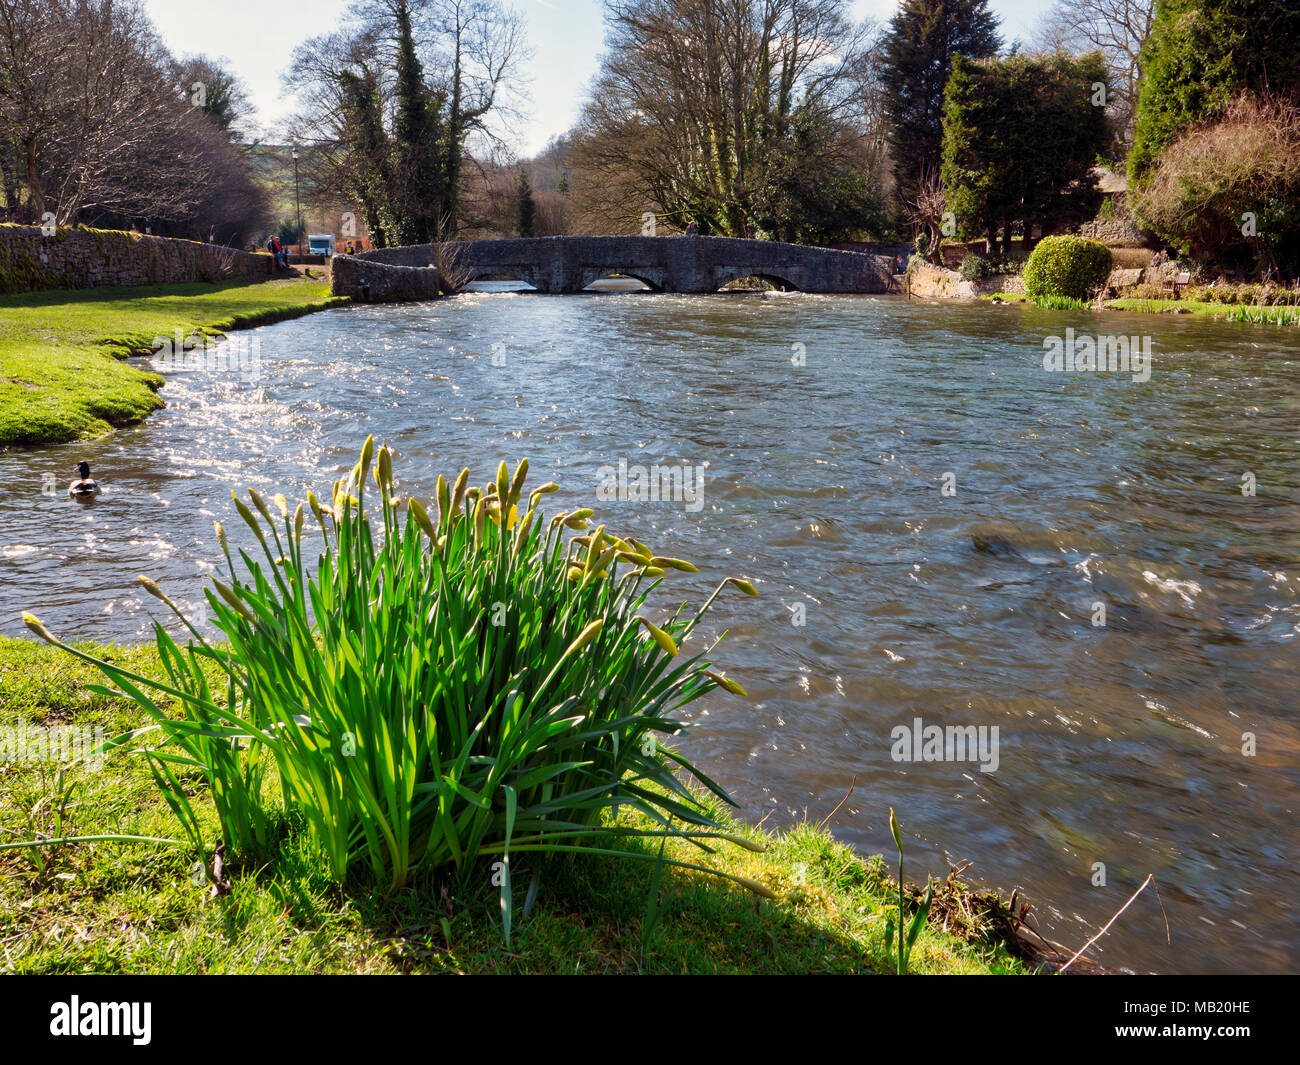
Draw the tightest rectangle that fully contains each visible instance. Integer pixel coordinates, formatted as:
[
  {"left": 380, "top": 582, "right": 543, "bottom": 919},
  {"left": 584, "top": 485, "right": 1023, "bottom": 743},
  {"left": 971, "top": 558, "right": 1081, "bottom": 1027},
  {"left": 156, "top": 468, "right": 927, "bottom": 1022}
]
[
  {"left": 0, "top": 0, "right": 268, "bottom": 243},
  {"left": 1128, "top": 0, "right": 1300, "bottom": 180},
  {"left": 942, "top": 52, "right": 1110, "bottom": 252},
  {"left": 512, "top": 168, "right": 535, "bottom": 237},
  {"left": 338, "top": 64, "right": 399, "bottom": 246},
  {"left": 173, "top": 54, "right": 254, "bottom": 139},
  {"left": 432, "top": 0, "right": 528, "bottom": 235},
  {"left": 391, "top": 0, "right": 447, "bottom": 243},
  {"left": 572, "top": 0, "right": 878, "bottom": 239},
  {"left": 0, "top": 0, "right": 61, "bottom": 218},
  {"left": 288, "top": 0, "right": 526, "bottom": 239},
  {"left": 880, "top": 0, "right": 1001, "bottom": 211}
]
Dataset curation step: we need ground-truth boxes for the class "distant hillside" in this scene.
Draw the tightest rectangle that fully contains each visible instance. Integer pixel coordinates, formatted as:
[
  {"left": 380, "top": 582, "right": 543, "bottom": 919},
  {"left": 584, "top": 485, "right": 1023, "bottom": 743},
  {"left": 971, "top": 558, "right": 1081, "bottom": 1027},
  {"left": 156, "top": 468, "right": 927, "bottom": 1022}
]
[{"left": 244, "top": 144, "right": 301, "bottom": 224}]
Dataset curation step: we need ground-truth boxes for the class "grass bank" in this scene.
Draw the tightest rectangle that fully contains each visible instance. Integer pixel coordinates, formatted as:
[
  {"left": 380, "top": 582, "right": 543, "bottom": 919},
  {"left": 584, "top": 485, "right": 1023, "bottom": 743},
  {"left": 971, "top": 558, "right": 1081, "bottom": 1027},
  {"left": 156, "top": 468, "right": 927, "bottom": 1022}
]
[
  {"left": 1103, "top": 297, "right": 1300, "bottom": 324},
  {"left": 981, "top": 290, "right": 1300, "bottom": 324},
  {"left": 0, "top": 278, "right": 347, "bottom": 448},
  {"left": 0, "top": 635, "right": 1030, "bottom": 975}
]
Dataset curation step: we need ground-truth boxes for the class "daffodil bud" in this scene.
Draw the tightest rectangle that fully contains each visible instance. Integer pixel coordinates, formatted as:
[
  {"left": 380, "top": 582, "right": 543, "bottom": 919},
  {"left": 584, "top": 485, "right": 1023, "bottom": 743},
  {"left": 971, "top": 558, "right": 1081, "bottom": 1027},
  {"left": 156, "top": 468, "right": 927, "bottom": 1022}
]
[
  {"left": 451, "top": 468, "right": 469, "bottom": 514},
  {"left": 564, "top": 619, "right": 604, "bottom": 656},
  {"left": 635, "top": 616, "right": 678, "bottom": 657},
  {"left": 359, "top": 435, "right": 375, "bottom": 484},
  {"left": 410, "top": 497, "right": 436, "bottom": 540},
  {"left": 509, "top": 458, "right": 528, "bottom": 505},
  {"left": 138, "top": 575, "right": 170, "bottom": 604},
  {"left": 705, "top": 670, "right": 747, "bottom": 696},
  {"left": 22, "top": 612, "right": 53, "bottom": 643}
]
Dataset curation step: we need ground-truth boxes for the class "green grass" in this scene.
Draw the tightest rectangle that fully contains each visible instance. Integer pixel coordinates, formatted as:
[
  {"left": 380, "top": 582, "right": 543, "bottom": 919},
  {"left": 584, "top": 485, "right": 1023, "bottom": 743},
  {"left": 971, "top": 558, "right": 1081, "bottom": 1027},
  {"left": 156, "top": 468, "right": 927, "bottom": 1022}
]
[
  {"left": 0, "top": 278, "right": 347, "bottom": 448},
  {"left": 983, "top": 291, "right": 1300, "bottom": 324},
  {"left": 979, "top": 292, "right": 1087, "bottom": 309},
  {"left": 1033, "top": 294, "right": 1090, "bottom": 311},
  {"left": 1105, "top": 297, "right": 1300, "bottom": 324},
  {"left": 0, "top": 634, "right": 1028, "bottom": 974}
]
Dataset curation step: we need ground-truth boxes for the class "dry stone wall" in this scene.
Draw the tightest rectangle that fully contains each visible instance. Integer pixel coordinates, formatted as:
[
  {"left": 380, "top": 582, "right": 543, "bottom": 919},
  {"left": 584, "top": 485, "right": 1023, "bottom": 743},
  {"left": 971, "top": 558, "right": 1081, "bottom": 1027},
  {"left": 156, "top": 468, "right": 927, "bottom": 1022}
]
[{"left": 0, "top": 224, "right": 272, "bottom": 294}]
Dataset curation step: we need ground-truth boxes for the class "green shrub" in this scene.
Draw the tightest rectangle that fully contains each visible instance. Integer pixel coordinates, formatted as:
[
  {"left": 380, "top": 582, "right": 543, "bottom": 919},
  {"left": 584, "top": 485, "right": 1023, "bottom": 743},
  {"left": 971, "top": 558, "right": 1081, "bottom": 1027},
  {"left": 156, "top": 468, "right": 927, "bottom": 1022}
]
[
  {"left": 959, "top": 252, "right": 1024, "bottom": 282},
  {"left": 1022, "top": 235, "right": 1112, "bottom": 300},
  {"left": 959, "top": 253, "right": 990, "bottom": 281},
  {"left": 24, "top": 441, "right": 767, "bottom": 932}
]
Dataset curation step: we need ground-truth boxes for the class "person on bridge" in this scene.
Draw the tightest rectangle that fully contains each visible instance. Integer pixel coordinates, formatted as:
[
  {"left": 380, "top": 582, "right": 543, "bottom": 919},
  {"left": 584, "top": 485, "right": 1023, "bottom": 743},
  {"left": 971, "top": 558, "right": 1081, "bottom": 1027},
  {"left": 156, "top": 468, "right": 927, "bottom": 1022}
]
[{"left": 684, "top": 220, "right": 697, "bottom": 236}]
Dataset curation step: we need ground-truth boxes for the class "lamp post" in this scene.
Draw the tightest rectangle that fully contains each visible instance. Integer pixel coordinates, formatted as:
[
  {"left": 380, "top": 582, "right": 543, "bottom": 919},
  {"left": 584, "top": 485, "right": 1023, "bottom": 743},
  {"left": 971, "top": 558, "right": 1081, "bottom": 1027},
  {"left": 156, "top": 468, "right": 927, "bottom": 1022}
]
[{"left": 291, "top": 144, "right": 302, "bottom": 256}]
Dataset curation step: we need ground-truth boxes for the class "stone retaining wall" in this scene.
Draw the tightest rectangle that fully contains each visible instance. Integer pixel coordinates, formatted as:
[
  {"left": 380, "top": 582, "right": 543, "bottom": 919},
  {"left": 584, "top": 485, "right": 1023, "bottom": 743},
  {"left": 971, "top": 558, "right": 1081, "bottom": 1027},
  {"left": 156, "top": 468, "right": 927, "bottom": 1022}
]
[
  {"left": 906, "top": 262, "right": 1024, "bottom": 301},
  {"left": 331, "top": 253, "right": 440, "bottom": 302},
  {"left": 910, "top": 259, "right": 1188, "bottom": 302},
  {"left": 0, "top": 223, "right": 272, "bottom": 294},
  {"left": 1077, "top": 216, "right": 1148, "bottom": 247}
]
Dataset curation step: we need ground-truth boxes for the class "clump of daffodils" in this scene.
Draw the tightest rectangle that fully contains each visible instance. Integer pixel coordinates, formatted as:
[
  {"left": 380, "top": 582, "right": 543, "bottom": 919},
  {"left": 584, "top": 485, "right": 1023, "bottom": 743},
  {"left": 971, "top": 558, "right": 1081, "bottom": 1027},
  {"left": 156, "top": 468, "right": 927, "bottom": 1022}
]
[{"left": 24, "top": 438, "right": 764, "bottom": 937}]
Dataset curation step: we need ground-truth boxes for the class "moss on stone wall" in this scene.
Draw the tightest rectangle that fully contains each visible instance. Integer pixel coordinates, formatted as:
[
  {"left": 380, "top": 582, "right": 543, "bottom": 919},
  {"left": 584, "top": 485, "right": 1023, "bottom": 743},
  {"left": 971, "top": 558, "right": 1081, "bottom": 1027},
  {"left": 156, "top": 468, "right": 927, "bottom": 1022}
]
[{"left": 0, "top": 224, "right": 269, "bottom": 295}]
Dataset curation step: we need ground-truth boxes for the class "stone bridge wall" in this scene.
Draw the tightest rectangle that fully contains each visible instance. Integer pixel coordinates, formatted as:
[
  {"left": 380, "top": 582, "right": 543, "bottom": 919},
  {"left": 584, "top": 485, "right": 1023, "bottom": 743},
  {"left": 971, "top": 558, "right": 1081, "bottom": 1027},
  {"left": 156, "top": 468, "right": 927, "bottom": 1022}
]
[
  {"left": 0, "top": 223, "right": 272, "bottom": 294},
  {"left": 331, "top": 254, "right": 440, "bottom": 302},
  {"left": 355, "top": 235, "right": 892, "bottom": 295}
]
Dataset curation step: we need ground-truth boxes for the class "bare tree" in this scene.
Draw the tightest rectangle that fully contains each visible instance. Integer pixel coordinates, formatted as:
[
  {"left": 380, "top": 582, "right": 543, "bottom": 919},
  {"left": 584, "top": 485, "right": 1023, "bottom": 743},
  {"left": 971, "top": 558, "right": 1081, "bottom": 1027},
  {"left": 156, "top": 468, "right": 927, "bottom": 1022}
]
[
  {"left": 1036, "top": 0, "right": 1155, "bottom": 151},
  {"left": 853, "top": 52, "right": 895, "bottom": 212},
  {"left": 904, "top": 166, "right": 946, "bottom": 264},
  {"left": 286, "top": 28, "right": 398, "bottom": 243},
  {"left": 571, "top": 0, "right": 878, "bottom": 238},
  {"left": 0, "top": 0, "right": 268, "bottom": 242},
  {"left": 0, "top": 0, "right": 63, "bottom": 219},
  {"left": 424, "top": 0, "right": 529, "bottom": 232},
  {"left": 285, "top": 0, "right": 528, "bottom": 238}
]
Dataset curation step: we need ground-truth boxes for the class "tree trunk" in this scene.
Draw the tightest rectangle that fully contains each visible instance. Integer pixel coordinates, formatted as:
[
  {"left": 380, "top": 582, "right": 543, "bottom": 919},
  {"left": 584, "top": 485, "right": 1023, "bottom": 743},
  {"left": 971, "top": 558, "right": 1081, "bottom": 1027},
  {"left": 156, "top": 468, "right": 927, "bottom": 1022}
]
[
  {"left": 445, "top": 33, "right": 464, "bottom": 238},
  {"left": 24, "top": 135, "right": 45, "bottom": 221}
]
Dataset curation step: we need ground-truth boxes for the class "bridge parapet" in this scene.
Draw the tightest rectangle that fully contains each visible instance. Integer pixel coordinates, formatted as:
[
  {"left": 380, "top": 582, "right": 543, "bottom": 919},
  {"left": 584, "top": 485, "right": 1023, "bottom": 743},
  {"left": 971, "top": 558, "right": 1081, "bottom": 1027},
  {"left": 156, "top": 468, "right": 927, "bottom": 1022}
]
[
  {"left": 332, "top": 254, "right": 439, "bottom": 302},
  {"left": 352, "top": 236, "right": 892, "bottom": 296}
]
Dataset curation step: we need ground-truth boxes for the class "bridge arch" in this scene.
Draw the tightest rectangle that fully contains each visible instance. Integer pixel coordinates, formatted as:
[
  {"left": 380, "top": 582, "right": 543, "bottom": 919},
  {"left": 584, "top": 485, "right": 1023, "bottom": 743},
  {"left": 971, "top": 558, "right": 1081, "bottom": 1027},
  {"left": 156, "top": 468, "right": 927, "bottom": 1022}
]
[
  {"left": 578, "top": 268, "right": 662, "bottom": 292},
  {"left": 713, "top": 268, "right": 802, "bottom": 292},
  {"left": 464, "top": 267, "right": 539, "bottom": 290}
]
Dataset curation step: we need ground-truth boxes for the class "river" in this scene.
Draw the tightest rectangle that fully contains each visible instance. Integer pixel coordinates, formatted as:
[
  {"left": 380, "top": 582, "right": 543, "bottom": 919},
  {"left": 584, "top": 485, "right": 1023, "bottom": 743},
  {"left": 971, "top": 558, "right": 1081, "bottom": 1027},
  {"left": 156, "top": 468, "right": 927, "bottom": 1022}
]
[{"left": 1, "top": 288, "right": 1297, "bottom": 973}]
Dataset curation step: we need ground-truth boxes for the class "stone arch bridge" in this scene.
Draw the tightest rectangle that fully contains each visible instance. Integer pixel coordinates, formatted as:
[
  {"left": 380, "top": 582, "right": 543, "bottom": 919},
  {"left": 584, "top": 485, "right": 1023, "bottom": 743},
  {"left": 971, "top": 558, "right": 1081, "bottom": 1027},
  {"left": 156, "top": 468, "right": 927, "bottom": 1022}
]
[{"left": 343, "top": 235, "right": 894, "bottom": 296}]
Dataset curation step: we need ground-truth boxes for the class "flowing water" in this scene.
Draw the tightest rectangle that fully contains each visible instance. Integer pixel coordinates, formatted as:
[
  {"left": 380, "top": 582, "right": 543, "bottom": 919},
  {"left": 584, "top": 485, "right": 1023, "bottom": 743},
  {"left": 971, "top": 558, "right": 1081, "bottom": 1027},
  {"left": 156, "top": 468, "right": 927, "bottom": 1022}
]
[{"left": 2, "top": 288, "right": 1297, "bottom": 973}]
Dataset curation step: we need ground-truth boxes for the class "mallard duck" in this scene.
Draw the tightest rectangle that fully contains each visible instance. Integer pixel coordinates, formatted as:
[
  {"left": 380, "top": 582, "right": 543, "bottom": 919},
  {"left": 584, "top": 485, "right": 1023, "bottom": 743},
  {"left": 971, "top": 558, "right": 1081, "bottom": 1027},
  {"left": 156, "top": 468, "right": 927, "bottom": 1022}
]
[{"left": 68, "top": 461, "right": 101, "bottom": 499}]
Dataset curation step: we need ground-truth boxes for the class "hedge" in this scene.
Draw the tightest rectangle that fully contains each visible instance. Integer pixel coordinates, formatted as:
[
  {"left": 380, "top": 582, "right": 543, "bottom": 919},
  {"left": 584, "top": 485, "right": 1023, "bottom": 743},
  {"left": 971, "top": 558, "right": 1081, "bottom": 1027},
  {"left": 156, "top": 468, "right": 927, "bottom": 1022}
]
[{"left": 1022, "top": 236, "right": 1112, "bottom": 300}]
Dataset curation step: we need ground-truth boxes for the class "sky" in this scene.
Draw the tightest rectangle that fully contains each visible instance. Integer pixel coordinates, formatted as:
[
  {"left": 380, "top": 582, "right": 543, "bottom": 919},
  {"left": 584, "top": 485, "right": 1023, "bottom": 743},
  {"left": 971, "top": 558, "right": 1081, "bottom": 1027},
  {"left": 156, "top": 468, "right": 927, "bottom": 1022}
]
[{"left": 143, "top": 0, "right": 1051, "bottom": 158}]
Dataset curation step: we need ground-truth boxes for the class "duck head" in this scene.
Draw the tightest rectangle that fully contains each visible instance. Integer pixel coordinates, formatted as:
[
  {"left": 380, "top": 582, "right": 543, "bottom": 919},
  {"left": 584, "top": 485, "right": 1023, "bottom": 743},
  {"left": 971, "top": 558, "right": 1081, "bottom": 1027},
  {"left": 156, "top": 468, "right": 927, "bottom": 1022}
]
[{"left": 77, "top": 460, "right": 92, "bottom": 480}]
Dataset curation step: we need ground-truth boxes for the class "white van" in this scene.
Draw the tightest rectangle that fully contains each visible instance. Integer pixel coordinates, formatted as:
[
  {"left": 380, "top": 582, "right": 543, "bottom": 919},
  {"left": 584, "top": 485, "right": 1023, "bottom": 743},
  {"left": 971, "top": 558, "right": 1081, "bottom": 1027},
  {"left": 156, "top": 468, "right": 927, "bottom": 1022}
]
[{"left": 307, "top": 233, "right": 336, "bottom": 257}]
